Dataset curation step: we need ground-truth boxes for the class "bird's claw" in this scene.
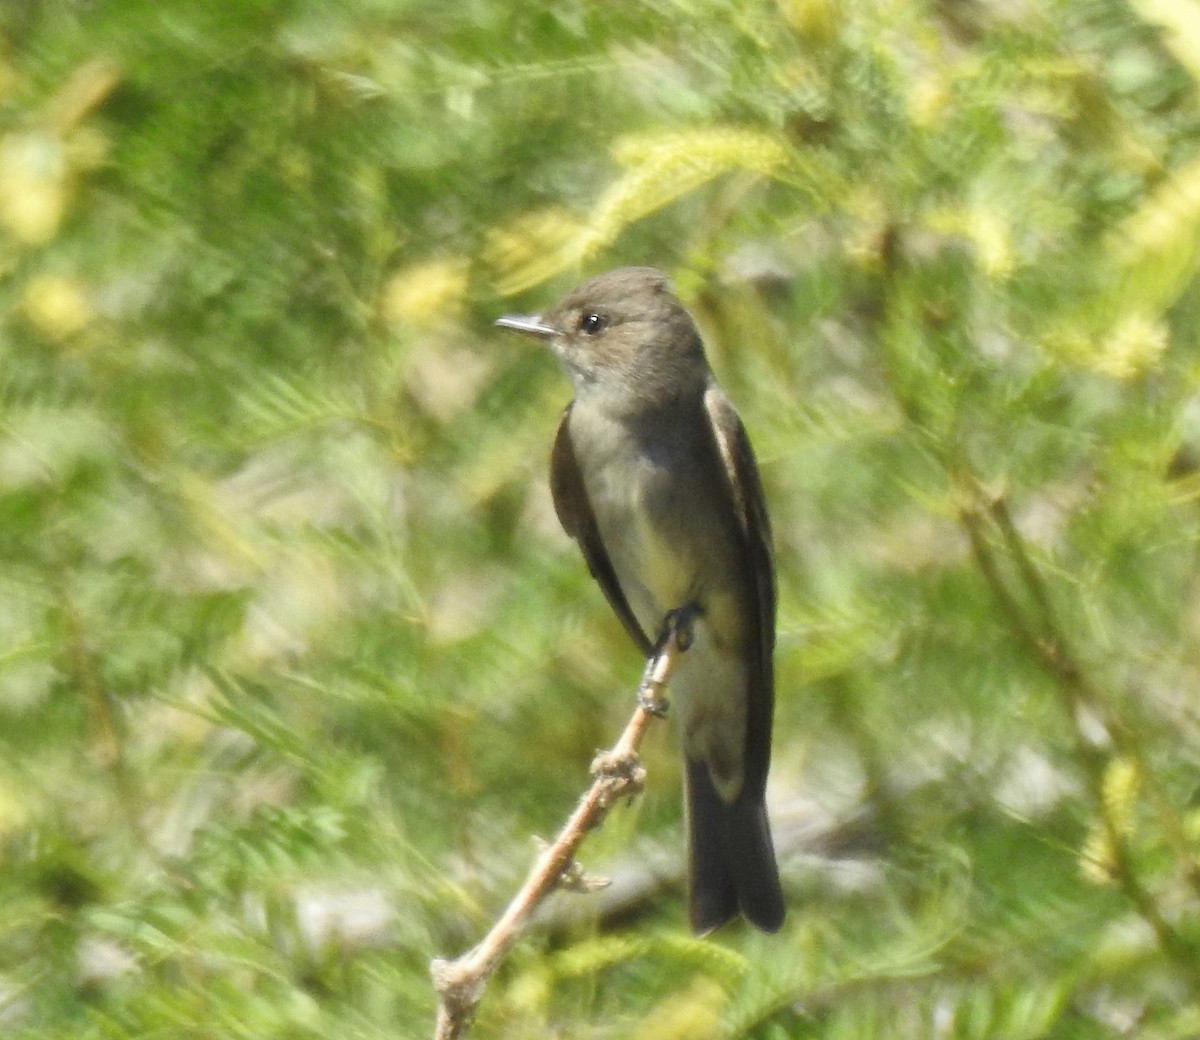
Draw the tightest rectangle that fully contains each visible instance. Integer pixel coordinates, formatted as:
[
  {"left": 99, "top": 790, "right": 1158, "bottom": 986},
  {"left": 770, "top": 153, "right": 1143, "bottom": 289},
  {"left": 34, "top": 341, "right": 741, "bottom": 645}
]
[
  {"left": 663, "top": 605, "right": 697, "bottom": 652},
  {"left": 637, "top": 682, "right": 670, "bottom": 717}
]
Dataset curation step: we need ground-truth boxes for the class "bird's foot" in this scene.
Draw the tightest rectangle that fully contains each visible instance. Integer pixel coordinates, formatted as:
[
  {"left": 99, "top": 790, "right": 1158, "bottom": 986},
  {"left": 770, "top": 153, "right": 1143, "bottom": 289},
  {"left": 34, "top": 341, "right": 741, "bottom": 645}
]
[
  {"left": 637, "top": 677, "right": 670, "bottom": 717},
  {"left": 637, "top": 604, "right": 700, "bottom": 716},
  {"left": 662, "top": 604, "right": 698, "bottom": 652}
]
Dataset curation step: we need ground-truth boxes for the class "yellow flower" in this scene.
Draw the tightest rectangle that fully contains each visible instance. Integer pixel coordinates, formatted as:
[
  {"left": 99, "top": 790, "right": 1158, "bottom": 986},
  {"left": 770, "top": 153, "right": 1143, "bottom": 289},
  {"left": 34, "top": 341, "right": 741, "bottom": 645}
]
[
  {"left": 379, "top": 258, "right": 469, "bottom": 329},
  {"left": 22, "top": 274, "right": 92, "bottom": 340}
]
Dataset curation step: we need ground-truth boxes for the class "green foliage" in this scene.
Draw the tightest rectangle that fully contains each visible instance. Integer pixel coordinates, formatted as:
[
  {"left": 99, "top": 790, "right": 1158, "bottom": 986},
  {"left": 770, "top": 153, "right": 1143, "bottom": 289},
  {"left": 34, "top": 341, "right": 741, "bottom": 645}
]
[{"left": 4, "top": 0, "right": 1200, "bottom": 1036}]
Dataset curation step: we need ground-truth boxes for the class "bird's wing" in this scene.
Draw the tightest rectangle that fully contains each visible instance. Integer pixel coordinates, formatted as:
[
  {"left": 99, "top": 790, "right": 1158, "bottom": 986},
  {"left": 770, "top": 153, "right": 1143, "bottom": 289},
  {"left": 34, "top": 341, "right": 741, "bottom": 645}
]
[
  {"left": 550, "top": 404, "right": 654, "bottom": 656},
  {"left": 703, "top": 385, "right": 777, "bottom": 799}
]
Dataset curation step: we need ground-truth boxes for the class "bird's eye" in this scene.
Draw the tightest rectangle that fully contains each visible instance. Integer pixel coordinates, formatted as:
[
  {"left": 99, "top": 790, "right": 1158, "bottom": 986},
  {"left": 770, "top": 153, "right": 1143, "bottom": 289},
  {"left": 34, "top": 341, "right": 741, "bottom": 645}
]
[{"left": 578, "top": 312, "right": 608, "bottom": 335}]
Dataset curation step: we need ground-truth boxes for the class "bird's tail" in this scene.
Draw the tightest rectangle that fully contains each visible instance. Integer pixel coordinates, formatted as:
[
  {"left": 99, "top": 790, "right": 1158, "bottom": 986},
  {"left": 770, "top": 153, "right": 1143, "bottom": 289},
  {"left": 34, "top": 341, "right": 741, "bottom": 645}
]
[{"left": 685, "top": 758, "right": 785, "bottom": 934}]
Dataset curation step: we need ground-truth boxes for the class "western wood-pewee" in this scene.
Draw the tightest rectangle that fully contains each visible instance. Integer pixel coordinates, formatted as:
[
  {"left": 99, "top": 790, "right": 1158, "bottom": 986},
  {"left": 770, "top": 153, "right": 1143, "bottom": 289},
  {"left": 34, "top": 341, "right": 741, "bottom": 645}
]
[{"left": 497, "top": 266, "right": 785, "bottom": 934}]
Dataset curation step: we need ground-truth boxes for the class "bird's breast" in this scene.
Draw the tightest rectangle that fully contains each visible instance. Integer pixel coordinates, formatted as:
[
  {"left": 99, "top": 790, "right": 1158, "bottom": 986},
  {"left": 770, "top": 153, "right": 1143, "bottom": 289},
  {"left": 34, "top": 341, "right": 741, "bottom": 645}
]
[
  {"left": 567, "top": 401, "right": 754, "bottom": 798},
  {"left": 568, "top": 404, "right": 734, "bottom": 637},
  {"left": 585, "top": 449, "right": 684, "bottom": 617}
]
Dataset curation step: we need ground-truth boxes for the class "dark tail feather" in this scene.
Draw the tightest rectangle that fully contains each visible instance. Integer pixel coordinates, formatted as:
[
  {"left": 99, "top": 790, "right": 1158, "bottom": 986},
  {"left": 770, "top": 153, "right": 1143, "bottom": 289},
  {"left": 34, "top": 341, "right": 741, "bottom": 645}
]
[{"left": 685, "top": 758, "right": 785, "bottom": 934}]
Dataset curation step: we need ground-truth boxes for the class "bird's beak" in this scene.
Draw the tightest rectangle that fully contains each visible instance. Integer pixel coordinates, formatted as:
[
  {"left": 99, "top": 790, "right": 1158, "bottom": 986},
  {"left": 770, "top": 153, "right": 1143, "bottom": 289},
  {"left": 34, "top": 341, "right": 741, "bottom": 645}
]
[{"left": 495, "top": 314, "right": 557, "bottom": 339}]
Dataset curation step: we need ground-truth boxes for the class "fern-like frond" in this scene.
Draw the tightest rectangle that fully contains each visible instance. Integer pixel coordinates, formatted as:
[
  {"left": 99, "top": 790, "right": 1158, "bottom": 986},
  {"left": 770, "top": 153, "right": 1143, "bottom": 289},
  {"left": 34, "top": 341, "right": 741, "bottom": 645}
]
[{"left": 487, "top": 127, "right": 798, "bottom": 294}]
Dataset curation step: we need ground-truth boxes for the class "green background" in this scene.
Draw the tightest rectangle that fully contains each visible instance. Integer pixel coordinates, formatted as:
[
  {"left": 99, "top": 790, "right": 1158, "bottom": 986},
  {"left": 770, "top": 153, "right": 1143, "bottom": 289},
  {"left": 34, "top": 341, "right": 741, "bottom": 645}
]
[{"left": 4, "top": 0, "right": 1200, "bottom": 1036}]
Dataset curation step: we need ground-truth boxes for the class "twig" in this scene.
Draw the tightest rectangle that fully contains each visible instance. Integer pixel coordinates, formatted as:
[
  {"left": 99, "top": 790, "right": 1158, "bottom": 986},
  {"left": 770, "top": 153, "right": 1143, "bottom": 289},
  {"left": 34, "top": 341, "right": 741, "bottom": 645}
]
[
  {"left": 430, "top": 625, "right": 688, "bottom": 1040},
  {"left": 958, "top": 482, "right": 1200, "bottom": 987}
]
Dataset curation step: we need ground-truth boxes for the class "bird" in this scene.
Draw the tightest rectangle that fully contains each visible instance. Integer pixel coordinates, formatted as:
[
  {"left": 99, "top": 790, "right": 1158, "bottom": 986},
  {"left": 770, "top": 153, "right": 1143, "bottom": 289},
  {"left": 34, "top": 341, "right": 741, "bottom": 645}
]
[{"left": 496, "top": 266, "right": 785, "bottom": 934}]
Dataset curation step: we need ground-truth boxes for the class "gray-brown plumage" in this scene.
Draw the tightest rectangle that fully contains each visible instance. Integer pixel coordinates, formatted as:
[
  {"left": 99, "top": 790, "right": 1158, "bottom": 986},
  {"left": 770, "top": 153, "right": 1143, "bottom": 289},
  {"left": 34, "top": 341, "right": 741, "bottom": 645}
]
[{"left": 497, "top": 267, "right": 784, "bottom": 934}]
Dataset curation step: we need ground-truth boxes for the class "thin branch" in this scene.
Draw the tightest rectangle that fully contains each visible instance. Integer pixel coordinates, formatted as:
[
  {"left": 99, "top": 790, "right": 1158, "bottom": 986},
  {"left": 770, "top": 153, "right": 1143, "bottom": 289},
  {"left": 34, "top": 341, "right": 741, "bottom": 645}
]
[
  {"left": 958, "top": 484, "right": 1200, "bottom": 988},
  {"left": 987, "top": 491, "right": 1200, "bottom": 901},
  {"left": 430, "top": 625, "right": 689, "bottom": 1040}
]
